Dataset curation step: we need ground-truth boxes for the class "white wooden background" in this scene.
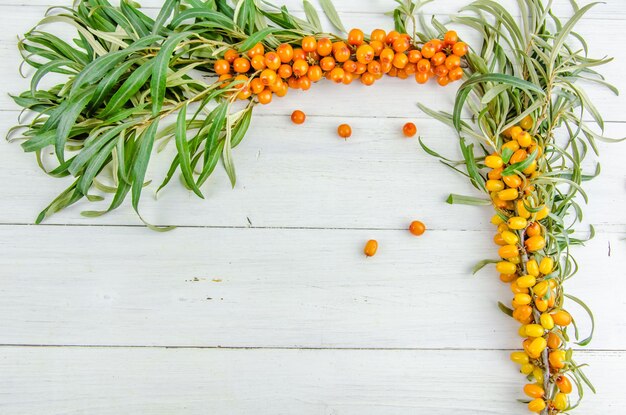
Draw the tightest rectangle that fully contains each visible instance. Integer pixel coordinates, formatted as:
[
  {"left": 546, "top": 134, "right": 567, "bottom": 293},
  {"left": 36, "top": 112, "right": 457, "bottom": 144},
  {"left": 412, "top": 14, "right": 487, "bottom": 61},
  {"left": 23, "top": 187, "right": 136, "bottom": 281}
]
[{"left": 1, "top": 1, "right": 625, "bottom": 414}]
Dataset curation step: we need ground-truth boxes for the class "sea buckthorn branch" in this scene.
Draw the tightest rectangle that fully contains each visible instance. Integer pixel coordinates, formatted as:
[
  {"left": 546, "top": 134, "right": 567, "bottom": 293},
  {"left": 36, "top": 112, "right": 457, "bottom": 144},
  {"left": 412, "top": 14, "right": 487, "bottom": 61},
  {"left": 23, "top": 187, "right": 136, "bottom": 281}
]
[{"left": 421, "top": 0, "right": 623, "bottom": 413}]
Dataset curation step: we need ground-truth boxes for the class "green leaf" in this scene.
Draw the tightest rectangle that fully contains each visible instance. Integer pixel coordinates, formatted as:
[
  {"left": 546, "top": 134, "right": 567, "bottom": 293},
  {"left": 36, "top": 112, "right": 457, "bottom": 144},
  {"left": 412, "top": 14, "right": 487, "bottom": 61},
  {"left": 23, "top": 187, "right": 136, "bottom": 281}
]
[
  {"left": 151, "top": 31, "right": 193, "bottom": 116},
  {"left": 100, "top": 59, "right": 154, "bottom": 118},
  {"left": 238, "top": 27, "right": 280, "bottom": 53},
  {"left": 56, "top": 87, "right": 96, "bottom": 163},
  {"left": 174, "top": 103, "right": 204, "bottom": 198},
  {"left": 446, "top": 194, "right": 492, "bottom": 206},
  {"left": 502, "top": 149, "right": 538, "bottom": 176},
  {"left": 497, "top": 302, "right": 514, "bottom": 317},
  {"left": 131, "top": 119, "right": 159, "bottom": 212},
  {"left": 473, "top": 259, "right": 499, "bottom": 274},
  {"left": 565, "top": 293, "right": 595, "bottom": 346},
  {"left": 318, "top": 0, "right": 346, "bottom": 33},
  {"left": 152, "top": 0, "right": 178, "bottom": 35},
  {"left": 303, "top": 0, "right": 322, "bottom": 31}
]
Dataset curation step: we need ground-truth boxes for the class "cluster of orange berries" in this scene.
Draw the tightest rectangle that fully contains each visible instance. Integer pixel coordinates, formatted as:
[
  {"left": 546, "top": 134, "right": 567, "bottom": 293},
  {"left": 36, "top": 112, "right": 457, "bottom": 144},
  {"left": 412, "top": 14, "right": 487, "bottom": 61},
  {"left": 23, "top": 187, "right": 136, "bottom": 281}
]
[
  {"left": 488, "top": 115, "right": 574, "bottom": 413},
  {"left": 212, "top": 29, "right": 468, "bottom": 105}
]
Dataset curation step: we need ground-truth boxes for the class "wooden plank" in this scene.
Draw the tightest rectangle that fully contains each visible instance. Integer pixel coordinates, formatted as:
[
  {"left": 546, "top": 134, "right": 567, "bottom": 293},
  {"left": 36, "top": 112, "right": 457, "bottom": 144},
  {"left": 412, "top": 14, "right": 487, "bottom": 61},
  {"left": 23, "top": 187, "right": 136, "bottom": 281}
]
[
  {"left": 0, "top": 225, "right": 622, "bottom": 348},
  {"left": 0, "top": 347, "right": 622, "bottom": 414},
  {"left": 2, "top": 111, "right": 624, "bottom": 230}
]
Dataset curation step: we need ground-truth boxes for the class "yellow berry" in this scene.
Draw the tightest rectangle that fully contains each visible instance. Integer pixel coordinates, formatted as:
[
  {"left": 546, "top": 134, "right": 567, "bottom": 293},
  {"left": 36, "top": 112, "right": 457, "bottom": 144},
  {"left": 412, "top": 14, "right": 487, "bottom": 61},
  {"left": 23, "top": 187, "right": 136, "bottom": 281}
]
[
  {"left": 539, "top": 257, "right": 555, "bottom": 275},
  {"left": 524, "top": 324, "right": 544, "bottom": 338},
  {"left": 508, "top": 217, "right": 528, "bottom": 230},
  {"left": 498, "top": 188, "right": 519, "bottom": 201},
  {"left": 526, "top": 259, "right": 540, "bottom": 277},
  {"left": 553, "top": 393, "right": 568, "bottom": 411},
  {"left": 497, "top": 261, "right": 517, "bottom": 275},
  {"left": 486, "top": 179, "right": 505, "bottom": 192},
  {"left": 485, "top": 155, "right": 504, "bottom": 169},
  {"left": 517, "top": 275, "right": 537, "bottom": 288},
  {"left": 510, "top": 351, "right": 529, "bottom": 364},
  {"left": 540, "top": 313, "right": 555, "bottom": 330},
  {"left": 528, "top": 398, "right": 546, "bottom": 413}
]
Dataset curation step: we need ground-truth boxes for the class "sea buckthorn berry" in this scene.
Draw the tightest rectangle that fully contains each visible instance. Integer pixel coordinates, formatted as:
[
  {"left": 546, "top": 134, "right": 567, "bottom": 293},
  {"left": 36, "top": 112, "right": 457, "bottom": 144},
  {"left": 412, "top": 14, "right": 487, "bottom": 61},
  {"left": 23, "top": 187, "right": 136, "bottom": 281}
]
[
  {"left": 496, "top": 261, "right": 517, "bottom": 275},
  {"left": 507, "top": 217, "right": 528, "bottom": 230},
  {"left": 536, "top": 206, "right": 550, "bottom": 220},
  {"left": 553, "top": 393, "right": 568, "bottom": 411},
  {"left": 287, "top": 76, "right": 299, "bottom": 89},
  {"left": 498, "top": 188, "right": 519, "bottom": 201},
  {"left": 275, "top": 81, "right": 288, "bottom": 97},
  {"left": 497, "top": 223, "right": 509, "bottom": 234},
  {"left": 539, "top": 257, "right": 554, "bottom": 275},
  {"left": 488, "top": 167, "right": 503, "bottom": 180},
  {"left": 416, "top": 59, "right": 431, "bottom": 74},
  {"left": 218, "top": 73, "right": 232, "bottom": 88},
  {"left": 524, "top": 324, "right": 544, "bottom": 338},
  {"left": 224, "top": 49, "right": 239, "bottom": 63},
  {"left": 408, "top": 50, "right": 422, "bottom": 63},
  {"left": 293, "top": 47, "right": 306, "bottom": 61},
  {"left": 510, "top": 126, "right": 523, "bottom": 139},
  {"left": 278, "top": 64, "right": 293, "bottom": 79},
  {"left": 448, "top": 67, "right": 463, "bottom": 81},
  {"left": 334, "top": 43, "right": 351, "bottom": 62},
  {"left": 514, "top": 293, "right": 532, "bottom": 305},
  {"left": 533, "top": 367, "right": 544, "bottom": 384},
  {"left": 517, "top": 275, "right": 536, "bottom": 289},
  {"left": 329, "top": 67, "right": 345, "bottom": 83},
  {"left": 264, "top": 52, "right": 281, "bottom": 70},
  {"left": 359, "top": 72, "right": 374, "bottom": 85},
  {"left": 214, "top": 59, "right": 230, "bottom": 75},
  {"left": 552, "top": 310, "right": 572, "bottom": 326},
  {"left": 379, "top": 48, "right": 394, "bottom": 64},
  {"left": 269, "top": 79, "right": 284, "bottom": 93},
  {"left": 503, "top": 174, "right": 523, "bottom": 188},
  {"left": 393, "top": 37, "right": 410, "bottom": 53},
  {"left": 524, "top": 384, "right": 545, "bottom": 399},
  {"left": 385, "top": 30, "right": 401, "bottom": 45},
  {"left": 233, "top": 57, "right": 251, "bottom": 73},
  {"left": 319, "top": 56, "right": 336, "bottom": 72},
  {"left": 510, "top": 351, "right": 529, "bottom": 364},
  {"left": 341, "top": 60, "right": 356, "bottom": 73},
  {"left": 528, "top": 337, "right": 547, "bottom": 358},
  {"left": 403, "top": 123, "right": 418, "bottom": 138},
  {"left": 316, "top": 37, "right": 333, "bottom": 57},
  {"left": 513, "top": 305, "right": 533, "bottom": 322},
  {"left": 503, "top": 140, "right": 520, "bottom": 153},
  {"left": 520, "top": 115, "right": 534, "bottom": 130},
  {"left": 348, "top": 28, "right": 364, "bottom": 46},
  {"left": 486, "top": 180, "right": 504, "bottom": 192},
  {"left": 404, "top": 63, "right": 416, "bottom": 75},
  {"left": 452, "top": 41, "right": 469, "bottom": 57},
  {"left": 485, "top": 155, "right": 504, "bottom": 169},
  {"left": 247, "top": 43, "right": 265, "bottom": 58},
  {"left": 491, "top": 215, "right": 505, "bottom": 226},
  {"left": 364, "top": 239, "right": 378, "bottom": 257},
  {"left": 434, "top": 65, "right": 448, "bottom": 78},
  {"left": 297, "top": 75, "right": 311, "bottom": 90},
  {"left": 444, "top": 30, "right": 459, "bottom": 45},
  {"left": 533, "top": 281, "right": 549, "bottom": 297},
  {"left": 517, "top": 131, "right": 532, "bottom": 148},
  {"left": 525, "top": 235, "right": 546, "bottom": 252},
  {"left": 501, "top": 231, "right": 518, "bottom": 245},
  {"left": 370, "top": 28, "right": 386, "bottom": 42},
  {"left": 445, "top": 54, "right": 461, "bottom": 70},
  {"left": 430, "top": 38, "right": 444, "bottom": 52},
  {"left": 549, "top": 350, "right": 567, "bottom": 369},
  {"left": 355, "top": 62, "right": 367, "bottom": 75},
  {"left": 291, "top": 110, "right": 306, "bottom": 125},
  {"left": 392, "top": 52, "right": 409, "bottom": 69},
  {"left": 342, "top": 72, "right": 355, "bottom": 85},
  {"left": 526, "top": 222, "right": 541, "bottom": 237},
  {"left": 521, "top": 363, "right": 534, "bottom": 375},
  {"left": 338, "top": 124, "right": 352, "bottom": 139},
  {"left": 508, "top": 256, "right": 521, "bottom": 265},
  {"left": 526, "top": 259, "right": 539, "bottom": 277},
  {"left": 547, "top": 332, "right": 562, "bottom": 349},
  {"left": 237, "top": 87, "right": 252, "bottom": 100},
  {"left": 260, "top": 69, "right": 277, "bottom": 86},
  {"left": 292, "top": 59, "right": 309, "bottom": 77},
  {"left": 556, "top": 376, "right": 573, "bottom": 394},
  {"left": 367, "top": 61, "right": 382, "bottom": 76},
  {"left": 307, "top": 65, "right": 323, "bottom": 82},
  {"left": 355, "top": 44, "right": 375, "bottom": 64},
  {"left": 251, "top": 54, "right": 266, "bottom": 70},
  {"left": 257, "top": 89, "right": 272, "bottom": 104},
  {"left": 540, "top": 313, "right": 555, "bottom": 330},
  {"left": 431, "top": 52, "right": 446, "bottom": 67},
  {"left": 250, "top": 78, "right": 264, "bottom": 94},
  {"left": 421, "top": 42, "right": 436, "bottom": 59},
  {"left": 499, "top": 245, "right": 518, "bottom": 259},
  {"left": 370, "top": 40, "right": 384, "bottom": 56},
  {"left": 528, "top": 398, "right": 546, "bottom": 413},
  {"left": 301, "top": 36, "right": 317, "bottom": 52},
  {"left": 500, "top": 273, "right": 517, "bottom": 283},
  {"left": 515, "top": 200, "right": 530, "bottom": 219},
  {"left": 277, "top": 43, "right": 294, "bottom": 63},
  {"left": 415, "top": 71, "right": 428, "bottom": 84}
]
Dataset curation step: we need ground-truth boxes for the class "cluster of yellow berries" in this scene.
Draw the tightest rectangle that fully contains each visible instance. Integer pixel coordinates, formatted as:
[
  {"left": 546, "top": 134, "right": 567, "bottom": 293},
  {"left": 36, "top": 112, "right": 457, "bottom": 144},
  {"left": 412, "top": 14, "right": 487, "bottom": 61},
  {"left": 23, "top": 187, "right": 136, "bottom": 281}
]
[
  {"left": 488, "top": 115, "right": 574, "bottom": 413},
  {"left": 212, "top": 29, "right": 468, "bottom": 105}
]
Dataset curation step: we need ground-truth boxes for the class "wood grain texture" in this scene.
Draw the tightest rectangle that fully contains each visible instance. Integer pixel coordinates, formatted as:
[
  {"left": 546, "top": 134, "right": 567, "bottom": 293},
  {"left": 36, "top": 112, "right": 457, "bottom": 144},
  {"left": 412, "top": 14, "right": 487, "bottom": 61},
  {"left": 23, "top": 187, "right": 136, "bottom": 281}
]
[{"left": 0, "top": 1, "right": 625, "bottom": 415}]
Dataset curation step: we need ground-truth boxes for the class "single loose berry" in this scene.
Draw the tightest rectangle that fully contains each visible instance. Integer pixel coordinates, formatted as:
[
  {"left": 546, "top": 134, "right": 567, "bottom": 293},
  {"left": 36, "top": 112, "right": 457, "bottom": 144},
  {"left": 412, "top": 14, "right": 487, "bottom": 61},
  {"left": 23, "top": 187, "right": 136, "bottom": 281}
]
[
  {"left": 338, "top": 124, "right": 352, "bottom": 139},
  {"left": 291, "top": 110, "right": 306, "bottom": 125},
  {"left": 409, "top": 220, "right": 426, "bottom": 236}
]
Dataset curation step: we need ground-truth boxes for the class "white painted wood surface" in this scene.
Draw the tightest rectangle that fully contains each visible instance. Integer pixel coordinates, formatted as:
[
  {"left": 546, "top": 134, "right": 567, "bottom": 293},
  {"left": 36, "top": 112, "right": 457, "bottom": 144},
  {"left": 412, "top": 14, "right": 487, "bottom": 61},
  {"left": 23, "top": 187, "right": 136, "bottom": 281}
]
[{"left": 0, "top": 1, "right": 625, "bottom": 414}]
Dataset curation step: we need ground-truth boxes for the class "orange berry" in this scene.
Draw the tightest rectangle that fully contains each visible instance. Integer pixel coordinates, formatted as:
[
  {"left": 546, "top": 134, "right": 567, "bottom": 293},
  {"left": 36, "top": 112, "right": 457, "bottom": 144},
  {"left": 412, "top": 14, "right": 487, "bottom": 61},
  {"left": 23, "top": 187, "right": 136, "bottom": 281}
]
[
  {"left": 342, "top": 71, "right": 355, "bottom": 85},
  {"left": 307, "top": 65, "right": 322, "bottom": 82},
  {"left": 329, "top": 67, "right": 345, "bottom": 83},
  {"left": 338, "top": 123, "right": 352, "bottom": 139},
  {"left": 453, "top": 42, "right": 469, "bottom": 57},
  {"left": 364, "top": 239, "right": 378, "bottom": 257},
  {"left": 292, "top": 59, "right": 309, "bottom": 77},
  {"left": 437, "top": 75, "right": 450, "bottom": 86},
  {"left": 431, "top": 39, "right": 444, "bottom": 52},
  {"left": 293, "top": 48, "right": 306, "bottom": 61},
  {"left": 233, "top": 57, "right": 251, "bottom": 73},
  {"left": 224, "top": 49, "right": 239, "bottom": 63},
  {"left": 343, "top": 60, "right": 357, "bottom": 73},
  {"left": 403, "top": 123, "right": 418, "bottom": 138},
  {"left": 316, "top": 38, "right": 333, "bottom": 56},
  {"left": 448, "top": 67, "right": 463, "bottom": 81},
  {"left": 251, "top": 55, "right": 266, "bottom": 71},
  {"left": 257, "top": 89, "right": 272, "bottom": 104},
  {"left": 287, "top": 76, "right": 299, "bottom": 89},
  {"left": 556, "top": 376, "right": 573, "bottom": 394},
  {"left": 277, "top": 43, "right": 294, "bottom": 63},
  {"left": 381, "top": 61, "right": 393, "bottom": 74},
  {"left": 444, "top": 30, "right": 459, "bottom": 45},
  {"left": 397, "top": 69, "right": 408, "bottom": 79},
  {"left": 371, "top": 29, "right": 386, "bottom": 43},
  {"left": 278, "top": 64, "right": 293, "bottom": 79},
  {"left": 264, "top": 52, "right": 281, "bottom": 70},
  {"left": 250, "top": 78, "right": 264, "bottom": 94},
  {"left": 356, "top": 44, "right": 375, "bottom": 64},
  {"left": 524, "top": 384, "right": 545, "bottom": 399},
  {"left": 320, "top": 56, "right": 336, "bottom": 72},
  {"left": 408, "top": 50, "right": 422, "bottom": 63},
  {"left": 415, "top": 71, "right": 428, "bottom": 84},
  {"left": 417, "top": 59, "right": 431, "bottom": 73},
  {"left": 297, "top": 75, "right": 311, "bottom": 90},
  {"left": 393, "top": 37, "right": 410, "bottom": 53},
  {"left": 421, "top": 42, "right": 436, "bottom": 59},
  {"left": 385, "top": 30, "right": 401, "bottom": 45},
  {"left": 260, "top": 69, "right": 277, "bottom": 86},
  {"left": 214, "top": 59, "right": 230, "bottom": 75},
  {"left": 409, "top": 220, "right": 425, "bottom": 235},
  {"left": 369, "top": 40, "right": 384, "bottom": 56},
  {"left": 392, "top": 52, "right": 408, "bottom": 69},
  {"left": 404, "top": 63, "right": 416, "bottom": 75},
  {"left": 218, "top": 73, "right": 232, "bottom": 88},
  {"left": 247, "top": 43, "right": 264, "bottom": 58},
  {"left": 361, "top": 72, "right": 375, "bottom": 86},
  {"left": 291, "top": 110, "right": 306, "bottom": 125},
  {"left": 301, "top": 36, "right": 317, "bottom": 52},
  {"left": 445, "top": 54, "right": 461, "bottom": 70},
  {"left": 552, "top": 310, "right": 572, "bottom": 326},
  {"left": 348, "top": 28, "right": 364, "bottom": 46},
  {"left": 431, "top": 52, "right": 446, "bottom": 67},
  {"left": 434, "top": 65, "right": 448, "bottom": 78},
  {"left": 549, "top": 350, "right": 567, "bottom": 369},
  {"left": 547, "top": 332, "right": 562, "bottom": 349},
  {"left": 354, "top": 62, "right": 367, "bottom": 75},
  {"left": 380, "top": 48, "right": 395, "bottom": 64},
  {"left": 367, "top": 61, "right": 382, "bottom": 76}
]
